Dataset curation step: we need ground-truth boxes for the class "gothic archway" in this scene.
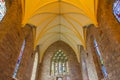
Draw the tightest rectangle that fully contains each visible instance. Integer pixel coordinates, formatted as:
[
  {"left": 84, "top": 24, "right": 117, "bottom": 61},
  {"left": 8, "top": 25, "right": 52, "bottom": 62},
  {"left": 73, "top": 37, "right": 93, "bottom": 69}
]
[{"left": 38, "top": 41, "right": 82, "bottom": 80}]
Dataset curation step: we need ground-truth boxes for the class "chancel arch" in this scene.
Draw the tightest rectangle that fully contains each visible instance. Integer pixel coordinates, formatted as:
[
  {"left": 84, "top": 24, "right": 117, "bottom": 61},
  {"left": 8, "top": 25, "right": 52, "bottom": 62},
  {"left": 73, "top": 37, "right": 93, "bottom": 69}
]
[{"left": 38, "top": 41, "right": 82, "bottom": 80}]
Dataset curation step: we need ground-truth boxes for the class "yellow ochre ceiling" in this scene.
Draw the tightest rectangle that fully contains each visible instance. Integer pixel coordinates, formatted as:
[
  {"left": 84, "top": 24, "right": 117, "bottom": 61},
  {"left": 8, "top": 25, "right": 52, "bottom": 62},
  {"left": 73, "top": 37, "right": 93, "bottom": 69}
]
[{"left": 21, "top": 0, "right": 98, "bottom": 62}]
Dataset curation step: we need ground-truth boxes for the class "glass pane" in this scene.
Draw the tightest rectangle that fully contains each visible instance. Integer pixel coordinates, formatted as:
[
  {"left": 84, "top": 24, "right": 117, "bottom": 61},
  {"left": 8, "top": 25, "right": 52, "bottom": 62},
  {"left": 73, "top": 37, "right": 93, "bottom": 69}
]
[
  {"left": 0, "top": 0, "right": 6, "bottom": 21},
  {"left": 13, "top": 40, "right": 26, "bottom": 78},
  {"left": 63, "top": 63, "right": 66, "bottom": 74},
  {"left": 51, "top": 50, "right": 68, "bottom": 76},
  {"left": 94, "top": 39, "right": 108, "bottom": 78},
  {"left": 59, "top": 62, "right": 62, "bottom": 74},
  {"left": 113, "top": 0, "right": 120, "bottom": 22},
  {"left": 55, "top": 63, "right": 58, "bottom": 75}
]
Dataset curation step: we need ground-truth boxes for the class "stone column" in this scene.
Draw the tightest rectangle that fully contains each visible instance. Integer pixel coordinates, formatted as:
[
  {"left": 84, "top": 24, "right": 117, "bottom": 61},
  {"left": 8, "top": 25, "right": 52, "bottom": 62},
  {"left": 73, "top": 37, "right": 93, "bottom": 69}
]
[
  {"left": 78, "top": 45, "right": 89, "bottom": 80},
  {"left": 35, "top": 45, "right": 41, "bottom": 80}
]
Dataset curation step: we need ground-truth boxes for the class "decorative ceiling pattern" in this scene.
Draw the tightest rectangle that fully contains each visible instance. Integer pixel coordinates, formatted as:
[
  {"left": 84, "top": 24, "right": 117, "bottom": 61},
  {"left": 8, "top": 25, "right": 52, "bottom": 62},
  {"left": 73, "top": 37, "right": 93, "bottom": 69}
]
[{"left": 21, "top": 0, "right": 98, "bottom": 62}]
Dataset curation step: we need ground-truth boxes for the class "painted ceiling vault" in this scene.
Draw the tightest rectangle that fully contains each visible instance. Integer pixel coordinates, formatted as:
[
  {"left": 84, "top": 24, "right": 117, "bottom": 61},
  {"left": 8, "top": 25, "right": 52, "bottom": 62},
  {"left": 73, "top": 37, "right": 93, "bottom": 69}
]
[{"left": 21, "top": 0, "right": 98, "bottom": 62}]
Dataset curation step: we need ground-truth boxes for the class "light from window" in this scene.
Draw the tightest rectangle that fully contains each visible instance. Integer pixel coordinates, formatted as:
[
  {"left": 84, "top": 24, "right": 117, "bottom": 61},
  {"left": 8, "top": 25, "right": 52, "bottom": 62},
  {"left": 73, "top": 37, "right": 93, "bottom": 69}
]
[
  {"left": 94, "top": 39, "right": 108, "bottom": 78},
  {"left": 0, "top": 0, "right": 6, "bottom": 21},
  {"left": 113, "top": 0, "right": 120, "bottom": 22},
  {"left": 31, "top": 52, "right": 38, "bottom": 80},
  {"left": 51, "top": 50, "right": 68, "bottom": 76},
  {"left": 12, "top": 40, "right": 26, "bottom": 79}
]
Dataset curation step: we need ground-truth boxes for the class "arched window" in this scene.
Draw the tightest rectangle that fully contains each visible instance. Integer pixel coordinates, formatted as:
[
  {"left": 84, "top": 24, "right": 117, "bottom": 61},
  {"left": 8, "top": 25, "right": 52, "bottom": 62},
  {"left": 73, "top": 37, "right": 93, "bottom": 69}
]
[
  {"left": 31, "top": 52, "right": 39, "bottom": 80},
  {"left": 113, "top": 0, "right": 120, "bottom": 22},
  {"left": 51, "top": 50, "right": 68, "bottom": 76},
  {"left": 12, "top": 40, "right": 26, "bottom": 79},
  {"left": 94, "top": 39, "right": 108, "bottom": 79},
  {"left": 0, "top": 0, "right": 6, "bottom": 21}
]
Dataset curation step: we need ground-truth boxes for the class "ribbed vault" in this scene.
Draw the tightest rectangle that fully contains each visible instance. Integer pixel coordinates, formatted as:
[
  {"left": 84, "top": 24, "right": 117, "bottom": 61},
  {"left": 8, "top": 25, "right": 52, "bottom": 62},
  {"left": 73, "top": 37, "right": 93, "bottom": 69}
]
[{"left": 21, "top": 0, "right": 98, "bottom": 62}]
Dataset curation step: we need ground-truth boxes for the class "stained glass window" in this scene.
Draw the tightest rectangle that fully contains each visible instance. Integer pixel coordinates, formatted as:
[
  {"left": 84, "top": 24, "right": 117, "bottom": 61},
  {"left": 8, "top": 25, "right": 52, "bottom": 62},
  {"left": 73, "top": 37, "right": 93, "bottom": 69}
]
[
  {"left": 113, "top": 0, "right": 120, "bottom": 22},
  {"left": 12, "top": 40, "right": 26, "bottom": 79},
  {"left": 31, "top": 52, "right": 39, "bottom": 80},
  {"left": 0, "top": 0, "right": 6, "bottom": 21},
  {"left": 51, "top": 50, "right": 68, "bottom": 76},
  {"left": 94, "top": 39, "right": 108, "bottom": 79}
]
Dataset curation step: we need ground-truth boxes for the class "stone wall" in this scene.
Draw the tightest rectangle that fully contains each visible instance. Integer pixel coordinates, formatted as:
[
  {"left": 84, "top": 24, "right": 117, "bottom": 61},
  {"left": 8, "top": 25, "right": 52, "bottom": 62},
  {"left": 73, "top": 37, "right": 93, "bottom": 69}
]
[
  {"left": 98, "top": 0, "right": 120, "bottom": 43},
  {"left": 96, "top": 0, "right": 120, "bottom": 80},
  {"left": 16, "top": 26, "right": 35, "bottom": 80},
  {"left": 0, "top": 0, "right": 36, "bottom": 79},
  {"left": 80, "top": 45, "right": 89, "bottom": 80},
  {"left": 0, "top": 0, "right": 23, "bottom": 79},
  {"left": 85, "top": 0, "right": 120, "bottom": 80},
  {"left": 86, "top": 24, "right": 120, "bottom": 80},
  {"left": 0, "top": 24, "right": 35, "bottom": 80},
  {"left": 86, "top": 26, "right": 104, "bottom": 80},
  {"left": 38, "top": 41, "right": 82, "bottom": 80}
]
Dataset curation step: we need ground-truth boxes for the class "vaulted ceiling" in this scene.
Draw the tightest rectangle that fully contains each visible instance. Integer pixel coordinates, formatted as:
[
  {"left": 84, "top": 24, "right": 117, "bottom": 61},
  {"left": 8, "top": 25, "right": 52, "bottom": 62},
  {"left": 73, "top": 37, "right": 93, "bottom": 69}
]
[{"left": 21, "top": 0, "right": 98, "bottom": 62}]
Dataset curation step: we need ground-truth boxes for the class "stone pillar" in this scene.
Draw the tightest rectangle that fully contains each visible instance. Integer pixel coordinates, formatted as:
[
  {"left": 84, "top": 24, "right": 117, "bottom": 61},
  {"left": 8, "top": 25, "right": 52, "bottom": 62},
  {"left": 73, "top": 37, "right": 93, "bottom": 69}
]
[
  {"left": 97, "top": 0, "right": 120, "bottom": 80},
  {"left": 36, "top": 63, "right": 42, "bottom": 80},
  {"left": 35, "top": 45, "right": 41, "bottom": 80},
  {"left": 78, "top": 45, "right": 89, "bottom": 80},
  {"left": 0, "top": 0, "right": 23, "bottom": 79},
  {"left": 16, "top": 24, "right": 35, "bottom": 80}
]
